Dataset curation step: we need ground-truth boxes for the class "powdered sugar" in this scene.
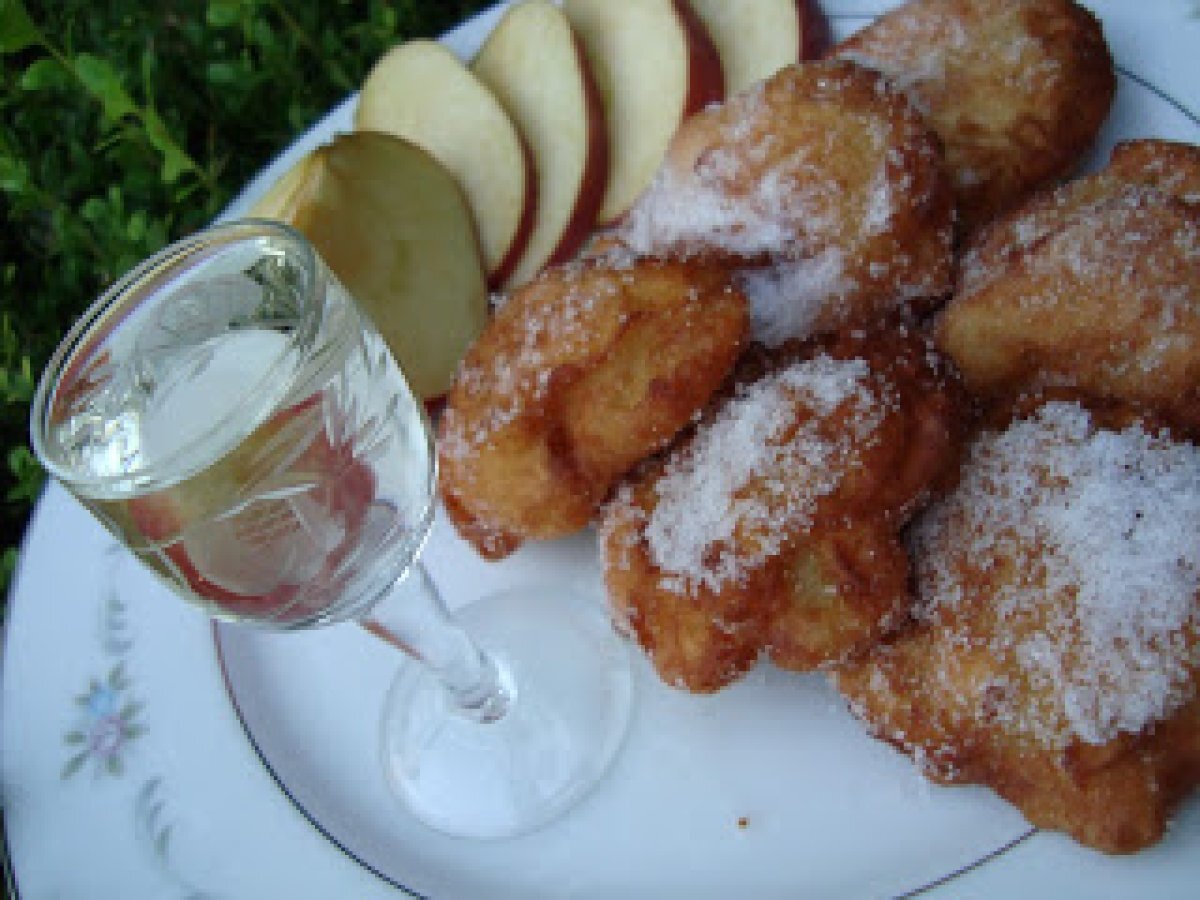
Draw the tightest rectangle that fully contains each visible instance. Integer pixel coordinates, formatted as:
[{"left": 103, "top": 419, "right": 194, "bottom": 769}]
[
  {"left": 642, "top": 356, "right": 882, "bottom": 592},
  {"left": 620, "top": 162, "right": 801, "bottom": 260},
  {"left": 734, "top": 251, "right": 858, "bottom": 347},
  {"left": 619, "top": 65, "right": 911, "bottom": 267},
  {"left": 912, "top": 401, "right": 1200, "bottom": 746}
]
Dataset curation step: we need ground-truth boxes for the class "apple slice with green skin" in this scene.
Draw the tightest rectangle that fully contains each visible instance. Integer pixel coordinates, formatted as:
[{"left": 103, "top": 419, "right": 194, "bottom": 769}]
[
  {"left": 250, "top": 130, "right": 489, "bottom": 402},
  {"left": 688, "top": 0, "right": 832, "bottom": 95},
  {"left": 126, "top": 397, "right": 377, "bottom": 624},
  {"left": 354, "top": 40, "right": 536, "bottom": 290},
  {"left": 562, "top": 0, "right": 724, "bottom": 225},
  {"left": 472, "top": 0, "right": 609, "bottom": 288}
]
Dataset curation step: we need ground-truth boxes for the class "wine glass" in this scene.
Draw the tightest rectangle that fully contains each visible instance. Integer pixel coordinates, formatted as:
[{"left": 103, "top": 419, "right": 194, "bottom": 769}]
[{"left": 29, "top": 218, "right": 633, "bottom": 839}]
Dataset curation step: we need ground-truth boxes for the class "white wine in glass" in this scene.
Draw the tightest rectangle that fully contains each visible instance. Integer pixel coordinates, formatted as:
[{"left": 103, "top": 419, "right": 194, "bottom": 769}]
[{"left": 30, "top": 218, "right": 633, "bottom": 838}]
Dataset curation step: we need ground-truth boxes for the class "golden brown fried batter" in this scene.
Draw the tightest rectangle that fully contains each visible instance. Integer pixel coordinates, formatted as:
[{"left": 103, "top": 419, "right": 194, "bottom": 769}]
[
  {"left": 438, "top": 256, "right": 748, "bottom": 559},
  {"left": 937, "top": 143, "right": 1200, "bottom": 434},
  {"left": 833, "top": 401, "right": 1200, "bottom": 853},
  {"left": 767, "top": 517, "right": 914, "bottom": 674},
  {"left": 601, "top": 327, "right": 967, "bottom": 692},
  {"left": 614, "top": 59, "right": 955, "bottom": 347},
  {"left": 836, "top": 0, "right": 1115, "bottom": 237},
  {"left": 1106, "top": 138, "right": 1200, "bottom": 203}
]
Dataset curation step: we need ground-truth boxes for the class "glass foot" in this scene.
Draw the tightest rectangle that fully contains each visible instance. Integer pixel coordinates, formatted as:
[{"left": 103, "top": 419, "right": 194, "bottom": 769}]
[{"left": 379, "top": 586, "right": 633, "bottom": 839}]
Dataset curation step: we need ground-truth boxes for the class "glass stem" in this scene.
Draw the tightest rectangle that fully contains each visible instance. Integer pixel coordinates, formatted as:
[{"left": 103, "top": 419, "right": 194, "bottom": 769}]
[{"left": 361, "top": 561, "right": 511, "bottom": 724}]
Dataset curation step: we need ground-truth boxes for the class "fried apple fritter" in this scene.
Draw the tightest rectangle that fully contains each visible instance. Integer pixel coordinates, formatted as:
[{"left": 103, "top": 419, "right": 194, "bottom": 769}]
[
  {"left": 613, "top": 59, "right": 954, "bottom": 348},
  {"left": 833, "top": 401, "right": 1200, "bottom": 853},
  {"left": 439, "top": 256, "right": 748, "bottom": 559},
  {"left": 1105, "top": 138, "right": 1200, "bottom": 204},
  {"left": 836, "top": 0, "right": 1115, "bottom": 237},
  {"left": 937, "top": 142, "right": 1200, "bottom": 434},
  {"left": 601, "top": 327, "right": 967, "bottom": 692}
]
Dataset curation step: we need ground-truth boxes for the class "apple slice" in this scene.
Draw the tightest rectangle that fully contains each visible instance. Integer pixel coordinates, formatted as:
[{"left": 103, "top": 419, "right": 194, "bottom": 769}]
[
  {"left": 688, "top": 0, "right": 832, "bottom": 94},
  {"left": 354, "top": 40, "right": 535, "bottom": 289},
  {"left": 250, "top": 131, "right": 488, "bottom": 402},
  {"left": 471, "top": 1, "right": 608, "bottom": 288},
  {"left": 562, "top": 0, "right": 724, "bottom": 225}
]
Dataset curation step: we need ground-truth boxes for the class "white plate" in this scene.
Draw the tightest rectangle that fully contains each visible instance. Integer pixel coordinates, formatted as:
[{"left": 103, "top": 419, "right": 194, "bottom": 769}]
[{"left": 4, "top": 2, "right": 1200, "bottom": 898}]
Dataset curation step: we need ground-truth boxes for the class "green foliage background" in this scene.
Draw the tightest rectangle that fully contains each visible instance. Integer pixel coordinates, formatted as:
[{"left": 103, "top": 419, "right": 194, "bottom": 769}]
[{"left": 0, "top": 0, "right": 493, "bottom": 603}]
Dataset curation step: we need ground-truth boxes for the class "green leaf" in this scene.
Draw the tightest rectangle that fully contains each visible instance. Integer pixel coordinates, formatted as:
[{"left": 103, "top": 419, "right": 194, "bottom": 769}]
[
  {"left": 126, "top": 209, "right": 147, "bottom": 242},
  {"left": 249, "top": 17, "right": 276, "bottom": 49},
  {"left": 79, "top": 196, "right": 108, "bottom": 223},
  {"left": 206, "top": 0, "right": 244, "bottom": 29},
  {"left": 0, "top": 155, "right": 29, "bottom": 194},
  {"left": 72, "top": 53, "right": 138, "bottom": 122},
  {"left": 0, "top": 0, "right": 44, "bottom": 53},
  {"left": 6, "top": 445, "right": 43, "bottom": 503},
  {"left": 205, "top": 60, "right": 241, "bottom": 86},
  {"left": 140, "top": 105, "right": 197, "bottom": 183},
  {"left": 0, "top": 549, "right": 18, "bottom": 592},
  {"left": 18, "top": 57, "right": 67, "bottom": 91}
]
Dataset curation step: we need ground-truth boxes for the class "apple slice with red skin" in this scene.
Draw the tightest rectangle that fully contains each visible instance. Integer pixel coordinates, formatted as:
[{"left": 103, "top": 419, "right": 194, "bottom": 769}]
[
  {"left": 127, "top": 396, "right": 377, "bottom": 624},
  {"left": 688, "top": 0, "right": 832, "bottom": 94},
  {"left": 562, "top": 0, "right": 725, "bottom": 225},
  {"left": 354, "top": 40, "right": 536, "bottom": 290},
  {"left": 471, "top": 0, "right": 609, "bottom": 288}
]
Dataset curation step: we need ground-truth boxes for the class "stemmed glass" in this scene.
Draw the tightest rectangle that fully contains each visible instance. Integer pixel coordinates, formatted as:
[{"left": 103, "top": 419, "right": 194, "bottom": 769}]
[{"left": 29, "top": 218, "right": 633, "bottom": 839}]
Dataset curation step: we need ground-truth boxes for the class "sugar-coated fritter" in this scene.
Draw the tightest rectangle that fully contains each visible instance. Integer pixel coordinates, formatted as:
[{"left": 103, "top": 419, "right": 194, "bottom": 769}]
[
  {"left": 439, "top": 256, "right": 748, "bottom": 559},
  {"left": 615, "top": 59, "right": 955, "bottom": 348},
  {"left": 937, "top": 141, "right": 1200, "bottom": 434},
  {"left": 836, "top": 0, "right": 1115, "bottom": 237},
  {"left": 833, "top": 401, "right": 1200, "bottom": 854},
  {"left": 601, "top": 327, "right": 967, "bottom": 692},
  {"left": 1105, "top": 138, "right": 1200, "bottom": 204}
]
